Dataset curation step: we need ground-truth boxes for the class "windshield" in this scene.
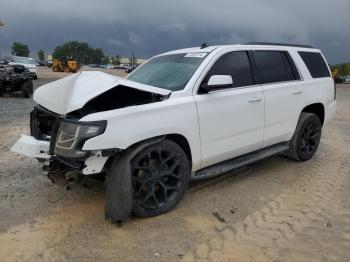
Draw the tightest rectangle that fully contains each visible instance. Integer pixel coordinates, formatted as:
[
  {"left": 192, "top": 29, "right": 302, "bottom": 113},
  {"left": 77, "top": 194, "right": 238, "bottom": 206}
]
[
  {"left": 12, "top": 56, "right": 35, "bottom": 65},
  {"left": 127, "top": 53, "right": 207, "bottom": 91}
]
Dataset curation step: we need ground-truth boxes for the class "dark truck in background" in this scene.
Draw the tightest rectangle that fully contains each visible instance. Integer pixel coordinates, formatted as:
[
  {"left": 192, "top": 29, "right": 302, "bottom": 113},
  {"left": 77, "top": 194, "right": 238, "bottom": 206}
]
[{"left": 0, "top": 64, "right": 33, "bottom": 98}]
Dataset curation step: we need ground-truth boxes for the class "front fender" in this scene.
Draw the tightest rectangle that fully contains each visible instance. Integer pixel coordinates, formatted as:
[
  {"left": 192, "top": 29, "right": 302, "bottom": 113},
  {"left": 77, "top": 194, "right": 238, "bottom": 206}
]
[{"left": 80, "top": 97, "right": 202, "bottom": 171}]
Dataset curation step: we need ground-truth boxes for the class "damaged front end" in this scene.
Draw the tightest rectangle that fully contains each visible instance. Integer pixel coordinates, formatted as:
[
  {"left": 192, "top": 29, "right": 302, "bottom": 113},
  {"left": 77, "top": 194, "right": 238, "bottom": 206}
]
[
  {"left": 13, "top": 105, "right": 115, "bottom": 183},
  {"left": 11, "top": 71, "right": 170, "bottom": 184}
]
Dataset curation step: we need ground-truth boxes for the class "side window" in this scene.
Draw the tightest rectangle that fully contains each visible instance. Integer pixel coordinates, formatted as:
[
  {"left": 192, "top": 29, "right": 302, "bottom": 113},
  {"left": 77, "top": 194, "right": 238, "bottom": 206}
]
[
  {"left": 298, "top": 51, "right": 331, "bottom": 78},
  {"left": 253, "top": 51, "right": 299, "bottom": 84},
  {"left": 204, "top": 51, "right": 254, "bottom": 88}
]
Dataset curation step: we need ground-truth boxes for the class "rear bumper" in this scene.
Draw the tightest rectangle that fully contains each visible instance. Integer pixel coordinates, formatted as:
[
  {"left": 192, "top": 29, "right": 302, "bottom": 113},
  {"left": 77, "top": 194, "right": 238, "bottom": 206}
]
[{"left": 324, "top": 100, "right": 336, "bottom": 125}]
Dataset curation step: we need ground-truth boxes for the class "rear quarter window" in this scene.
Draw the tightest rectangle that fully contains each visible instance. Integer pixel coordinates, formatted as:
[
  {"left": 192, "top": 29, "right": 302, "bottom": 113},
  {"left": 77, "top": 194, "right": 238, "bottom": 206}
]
[
  {"left": 252, "top": 50, "right": 300, "bottom": 84},
  {"left": 298, "top": 51, "right": 331, "bottom": 78}
]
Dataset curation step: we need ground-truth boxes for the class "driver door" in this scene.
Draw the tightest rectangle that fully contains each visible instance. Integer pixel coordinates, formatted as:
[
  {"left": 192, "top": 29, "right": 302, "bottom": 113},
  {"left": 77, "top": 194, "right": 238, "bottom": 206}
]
[{"left": 194, "top": 51, "right": 264, "bottom": 168}]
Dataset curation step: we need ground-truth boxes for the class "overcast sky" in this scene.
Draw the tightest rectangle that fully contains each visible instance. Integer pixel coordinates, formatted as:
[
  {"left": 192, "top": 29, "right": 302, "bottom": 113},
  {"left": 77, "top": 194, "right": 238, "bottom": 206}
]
[{"left": 0, "top": 0, "right": 349, "bottom": 64}]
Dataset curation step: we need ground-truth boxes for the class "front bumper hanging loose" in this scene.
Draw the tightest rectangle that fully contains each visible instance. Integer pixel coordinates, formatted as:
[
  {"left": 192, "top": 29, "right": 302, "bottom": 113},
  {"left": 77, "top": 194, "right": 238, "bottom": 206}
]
[{"left": 11, "top": 134, "right": 109, "bottom": 175}]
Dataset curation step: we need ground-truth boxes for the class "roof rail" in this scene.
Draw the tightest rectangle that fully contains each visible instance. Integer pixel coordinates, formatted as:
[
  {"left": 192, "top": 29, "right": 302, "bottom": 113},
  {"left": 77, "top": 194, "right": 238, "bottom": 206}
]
[{"left": 243, "top": 42, "right": 314, "bottom": 48}]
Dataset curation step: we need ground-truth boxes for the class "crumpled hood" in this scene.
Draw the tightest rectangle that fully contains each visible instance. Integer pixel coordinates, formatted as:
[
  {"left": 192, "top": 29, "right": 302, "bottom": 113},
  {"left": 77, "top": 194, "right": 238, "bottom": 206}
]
[{"left": 33, "top": 71, "right": 171, "bottom": 115}]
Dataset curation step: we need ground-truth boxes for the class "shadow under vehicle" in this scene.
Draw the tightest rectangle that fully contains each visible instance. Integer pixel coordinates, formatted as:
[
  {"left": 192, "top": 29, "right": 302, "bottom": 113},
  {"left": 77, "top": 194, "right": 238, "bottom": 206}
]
[{"left": 0, "top": 64, "right": 33, "bottom": 98}]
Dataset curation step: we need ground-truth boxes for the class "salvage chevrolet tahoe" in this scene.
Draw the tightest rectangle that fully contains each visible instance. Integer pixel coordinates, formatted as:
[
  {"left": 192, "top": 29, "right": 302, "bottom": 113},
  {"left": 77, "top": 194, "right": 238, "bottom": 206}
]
[{"left": 11, "top": 43, "right": 336, "bottom": 223}]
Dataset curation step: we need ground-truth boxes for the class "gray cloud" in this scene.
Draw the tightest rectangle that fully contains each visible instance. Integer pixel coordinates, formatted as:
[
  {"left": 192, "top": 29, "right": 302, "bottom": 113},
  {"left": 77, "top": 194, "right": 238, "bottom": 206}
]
[{"left": 0, "top": 0, "right": 349, "bottom": 63}]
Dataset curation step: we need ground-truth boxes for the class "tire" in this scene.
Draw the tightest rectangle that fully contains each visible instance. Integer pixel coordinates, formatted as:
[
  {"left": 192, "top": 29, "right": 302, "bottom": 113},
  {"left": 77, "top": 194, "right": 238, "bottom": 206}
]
[
  {"left": 131, "top": 140, "right": 191, "bottom": 217},
  {"left": 21, "top": 81, "right": 32, "bottom": 98},
  {"left": 287, "top": 112, "right": 322, "bottom": 161},
  {"left": 105, "top": 139, "right": 191, "bottom": 221}
]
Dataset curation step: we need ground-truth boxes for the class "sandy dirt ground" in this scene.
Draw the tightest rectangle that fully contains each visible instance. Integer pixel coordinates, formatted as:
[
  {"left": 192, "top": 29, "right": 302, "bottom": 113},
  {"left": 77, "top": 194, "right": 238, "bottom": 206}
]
[{"left": 0, "top": 68, "right": 349, "bottom": 261}]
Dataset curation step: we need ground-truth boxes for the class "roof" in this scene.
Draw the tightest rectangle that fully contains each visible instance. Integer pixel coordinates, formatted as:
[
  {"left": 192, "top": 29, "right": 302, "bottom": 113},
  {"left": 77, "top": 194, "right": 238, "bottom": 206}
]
[
  {"left": 159, "top": 42, "right": 317, "bottom": 56},
  {"left": 242, "top": 42, "right": 314, "bottom": 48}
]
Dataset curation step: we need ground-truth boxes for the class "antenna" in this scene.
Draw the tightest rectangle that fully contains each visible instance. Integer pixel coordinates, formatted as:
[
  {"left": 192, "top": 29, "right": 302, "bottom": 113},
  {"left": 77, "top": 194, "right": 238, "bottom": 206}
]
[{"left": 200, "top": 43, "right": 209, "bottom": 49}]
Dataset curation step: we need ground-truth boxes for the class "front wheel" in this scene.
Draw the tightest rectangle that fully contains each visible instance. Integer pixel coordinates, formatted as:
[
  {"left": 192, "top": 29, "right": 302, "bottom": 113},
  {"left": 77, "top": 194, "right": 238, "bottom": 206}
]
[
  {"left": 287, "top": 112, "right": 322, "bottom": 161},
  {"left": 131, "top": 140, "right": 191, "bottom": 217},
  {"left": 21, "top": 80, "right": 32, "bottom": 98},
  {"left": 105, "top": 139, "right": 190, "bottom": 222}
]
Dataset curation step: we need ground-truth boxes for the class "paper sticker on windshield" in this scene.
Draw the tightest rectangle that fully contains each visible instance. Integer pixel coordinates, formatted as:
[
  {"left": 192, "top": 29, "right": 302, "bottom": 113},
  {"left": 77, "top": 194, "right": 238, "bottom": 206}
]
[{"left": 184, "top": 53, "right": 207, "bottom": 58}]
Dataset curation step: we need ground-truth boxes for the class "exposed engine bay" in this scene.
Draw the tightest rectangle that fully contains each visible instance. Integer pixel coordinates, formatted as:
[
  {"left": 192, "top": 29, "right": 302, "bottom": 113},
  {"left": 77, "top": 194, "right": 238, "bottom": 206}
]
[{"left": 68, "top": 85, "right": 167, "bottom": 118}]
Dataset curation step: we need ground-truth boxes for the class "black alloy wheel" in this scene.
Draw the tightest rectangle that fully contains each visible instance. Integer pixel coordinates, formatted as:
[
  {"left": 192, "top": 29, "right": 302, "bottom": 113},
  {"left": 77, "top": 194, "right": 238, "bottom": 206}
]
[
  {"left": 298, "top": 120, "right": 321, "bottom": 159},
  {"left": 130, "top": 140, "right": 190, "bottom": 217},
  {"left": 287, "top": 112, "right": 322, "bottom": 161}
]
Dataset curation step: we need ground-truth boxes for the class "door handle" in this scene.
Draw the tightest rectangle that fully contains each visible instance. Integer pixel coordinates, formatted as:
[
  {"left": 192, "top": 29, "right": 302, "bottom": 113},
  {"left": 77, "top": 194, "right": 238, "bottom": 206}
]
[
  {"left": 248, "top": 97, "right": 262, "bottom": 102},
  {"left": 293, "top": 90, "right": 303, "bottom": 95}
]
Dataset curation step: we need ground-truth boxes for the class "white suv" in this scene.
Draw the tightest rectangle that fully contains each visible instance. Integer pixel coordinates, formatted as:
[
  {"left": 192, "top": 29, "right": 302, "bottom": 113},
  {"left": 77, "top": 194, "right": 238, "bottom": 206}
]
[
  {"left": 9, "top": 56, "right": 38, "bottom": 79},
  {"left": 12, "top": 43, "right": 336, "bottom": 223}
]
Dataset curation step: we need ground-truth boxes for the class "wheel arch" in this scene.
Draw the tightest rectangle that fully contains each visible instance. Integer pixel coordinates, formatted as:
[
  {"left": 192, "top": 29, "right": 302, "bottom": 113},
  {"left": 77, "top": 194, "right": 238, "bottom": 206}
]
[
  {"left": 165, "top": 134, "right": 192, "bottom": 165},
  {"left": 124, "top": 133, "right": 193, "bottom": 167},
  {"left": 301, "top": 103, "right": 325, "bottom": 125}
]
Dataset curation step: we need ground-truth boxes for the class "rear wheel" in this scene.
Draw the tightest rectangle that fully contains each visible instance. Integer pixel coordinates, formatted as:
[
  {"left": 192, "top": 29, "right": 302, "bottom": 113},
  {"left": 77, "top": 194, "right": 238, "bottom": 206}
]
[{"left": 287, "top": 112, "right": 322, "bottom": 161}]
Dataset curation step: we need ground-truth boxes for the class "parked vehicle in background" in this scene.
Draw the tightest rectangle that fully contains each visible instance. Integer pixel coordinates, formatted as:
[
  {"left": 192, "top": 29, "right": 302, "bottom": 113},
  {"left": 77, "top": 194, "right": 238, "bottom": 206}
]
[
  {"left": 12, "top": 43, "right": 336, "bottom": 223},
  {"left": 8, "top": 56, "right": 37, "bottom": 79},
  {"left": 0, "top": 64, "right": 33, "bottom": 97},
  {"left": 125, "top": 65, "right": 138, "bottom": 73},
  {"left": 344, "top": 76, "right": 350, "bottom": 82},
  {"left": 116, "top": 64, "right": 128, "bottom": 69},
  {"left": 36, "top": 61, "right": 46, "bottom": 66}
]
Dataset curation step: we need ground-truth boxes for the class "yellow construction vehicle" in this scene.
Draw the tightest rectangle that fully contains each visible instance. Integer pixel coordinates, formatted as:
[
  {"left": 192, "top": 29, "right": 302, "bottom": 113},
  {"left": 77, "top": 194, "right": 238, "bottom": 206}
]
[
  {"left": 331, "top": 68, "right": 339, "bottom": 78},
  {"left": 52, "top": 57, "right": 80, "bottom": 73},
  {"left": 331, "top": 68, "right": 344, "bottom": 83}
]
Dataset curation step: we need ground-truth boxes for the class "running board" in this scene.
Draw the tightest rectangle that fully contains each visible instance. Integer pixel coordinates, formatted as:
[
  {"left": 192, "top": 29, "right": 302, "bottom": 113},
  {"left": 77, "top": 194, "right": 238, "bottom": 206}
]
[{"left": 193, "top": 142, "right": 289, "bottom": 180}]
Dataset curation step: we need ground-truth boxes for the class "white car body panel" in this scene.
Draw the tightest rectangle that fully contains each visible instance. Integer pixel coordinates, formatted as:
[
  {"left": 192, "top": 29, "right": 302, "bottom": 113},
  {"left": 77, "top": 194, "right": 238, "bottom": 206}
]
[
  {"left": 194, "top": 85, "right": 264, "bottom": 167},
  {"left": 10, "top": 135, "right": 109, "bottom": 174},
  {"left": 11, "top": 135, "right": 50, "bottom": 159},
  {"left": 81, "top": 95, "right": 203, "bottom": 171},
  {"left": 11, "top": 44, "right": 336, "bottom": 175},
  {"left": 33, "top": 71, "right": 171, "bottom": 115},
  {"left": 262, "top": 80, "right": 306, "bottom": 147},
  {"left": 83, "top": 153, "right": 109, "bottom": 175}
]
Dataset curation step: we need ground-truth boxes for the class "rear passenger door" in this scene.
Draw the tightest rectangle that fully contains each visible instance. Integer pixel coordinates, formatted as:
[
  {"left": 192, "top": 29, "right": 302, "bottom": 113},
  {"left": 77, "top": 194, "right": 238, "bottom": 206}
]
[
  {"left": 251, "top": 50, "right": 304, "bottom": 147},
  {"left": 195, "top": 51, "right": 264, "bottom": 168}
]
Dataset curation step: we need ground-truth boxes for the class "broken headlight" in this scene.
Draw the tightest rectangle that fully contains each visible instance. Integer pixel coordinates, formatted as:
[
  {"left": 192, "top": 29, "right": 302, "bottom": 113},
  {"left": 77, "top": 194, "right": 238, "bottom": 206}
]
[{"left": 54, "top": 120, "right": 107, "bottom": 158}]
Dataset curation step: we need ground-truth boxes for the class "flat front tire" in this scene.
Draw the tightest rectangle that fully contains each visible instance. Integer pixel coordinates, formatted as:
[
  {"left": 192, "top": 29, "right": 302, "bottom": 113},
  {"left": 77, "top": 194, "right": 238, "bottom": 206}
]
[{"left": 105, "top": 139, "right": 191, "bottom": 222}]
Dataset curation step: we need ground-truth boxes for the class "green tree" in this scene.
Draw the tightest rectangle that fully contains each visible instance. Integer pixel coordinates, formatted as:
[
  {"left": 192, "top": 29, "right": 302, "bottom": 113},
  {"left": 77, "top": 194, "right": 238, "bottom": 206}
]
[
  {"left": 101, "top": 56, "right": 110, "bottom": 65},
  {"left": 129, "top": 53, "right": 137, "bottom": 66},
  {"left": 332, "top": 62, "right": 350, "bottom": 76},
  {"left": 111, "top": 54, "right": 121, "bottom": 65},
  {"left": 52, "top": 41, "right": 106, "bottom": 65},
  {"left": 38, "top": 49, "right": 45, "bottom": 61},
  {"left": 11, "top": 42, "right": 30, "bottom": 57}
]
